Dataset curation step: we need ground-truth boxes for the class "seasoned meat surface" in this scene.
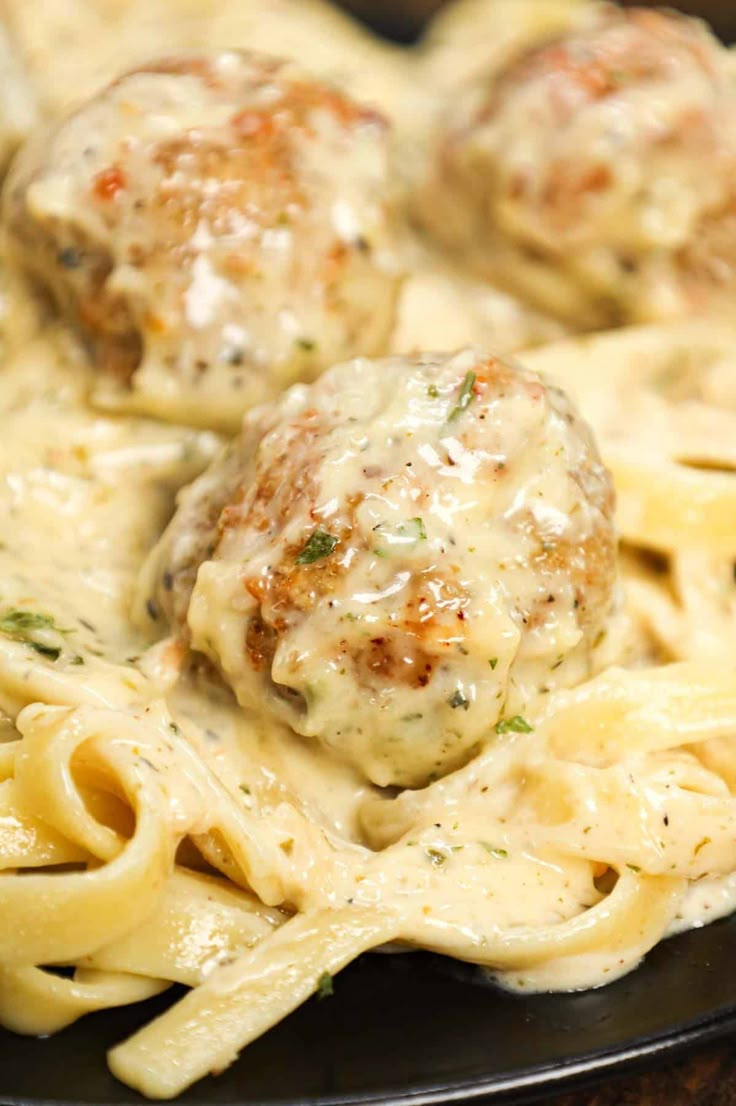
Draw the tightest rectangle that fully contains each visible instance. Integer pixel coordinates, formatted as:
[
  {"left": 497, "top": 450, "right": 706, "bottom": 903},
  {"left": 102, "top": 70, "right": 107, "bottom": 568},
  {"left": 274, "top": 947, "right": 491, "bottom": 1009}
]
[
  {"left": 5, "top": 51, "right": 402, "bottom": 428},
  {"left": 415, "top": 7, "right": 736, "bottom": 326},
  {"left": 143, "top": 347, "right": 617, "bottom": 787}
]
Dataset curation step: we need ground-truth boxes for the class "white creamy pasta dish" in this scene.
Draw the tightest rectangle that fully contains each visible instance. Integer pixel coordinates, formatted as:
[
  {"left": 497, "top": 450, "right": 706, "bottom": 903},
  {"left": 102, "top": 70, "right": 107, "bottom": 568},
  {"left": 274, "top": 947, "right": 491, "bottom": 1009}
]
[{"left": 0, "top": 0, "right": 735, "bottom": 1099}]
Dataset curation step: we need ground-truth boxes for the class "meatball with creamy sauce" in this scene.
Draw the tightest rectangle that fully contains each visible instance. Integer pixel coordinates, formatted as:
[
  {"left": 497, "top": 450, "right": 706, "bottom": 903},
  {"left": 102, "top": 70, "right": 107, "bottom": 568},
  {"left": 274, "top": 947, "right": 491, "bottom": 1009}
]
[
  {"left": 415, "top": 6, "right": 736, "bottom": 327},
  {"left": 4, "top": 51, "right": 401, "bottom": 429},
  {"left": 141, "top": 348, "right": 616, "bottom": 788}
]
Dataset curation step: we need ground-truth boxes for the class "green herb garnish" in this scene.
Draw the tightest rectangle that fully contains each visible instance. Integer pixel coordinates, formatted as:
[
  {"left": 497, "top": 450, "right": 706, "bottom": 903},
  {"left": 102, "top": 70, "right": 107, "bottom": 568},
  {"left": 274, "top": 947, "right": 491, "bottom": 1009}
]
[
  {"left": 0, "top": 611, "right": 58, "bottom": 633},
  {"left": 316, "top": 972, "right": 333, "bottom": 999},
  {"left": 427, "top": 384, "right": 439, "bottom": 399},
  {"left": 296, "top": 337, "right": 316, "bottom": 352},
  {"left": 0, "top": 609, "right": 69, "bottom": 662},
  {"left": 27, "top": 642, "right": 62, "bottom": 660},
  {"left": 374, "top": 517, "right": 427, "bottom": 556},
  {"left": 495, "top": 715, "right": 533, "bottom": 735},
  {"left": 425, "top": 847, "right": 447, "bottom": 867},
  {"left": 448, "top": 689, "right": 469, "bottom": 710},
  {"left": 447, "top": 371, "right": 476, "bottom": 422},
  {"left": 296, "top": 530, "right": 338, "bottom": 565},
  {"left": 480, "top": 843, "right": 508, "bottom": 859},
  {"left": 488, "top": 657, "right": 498, "bottom": 670}
]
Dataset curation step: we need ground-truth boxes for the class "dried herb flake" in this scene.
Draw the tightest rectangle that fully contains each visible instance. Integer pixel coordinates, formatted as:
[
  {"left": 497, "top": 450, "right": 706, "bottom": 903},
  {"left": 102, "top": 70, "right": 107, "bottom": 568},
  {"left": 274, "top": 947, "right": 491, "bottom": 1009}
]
[
  {"left": 495, "top": 715, "right": 533, "bottom": 735},
  {"left": 296, "top": 530, "right": 338, "bottom": 565}
]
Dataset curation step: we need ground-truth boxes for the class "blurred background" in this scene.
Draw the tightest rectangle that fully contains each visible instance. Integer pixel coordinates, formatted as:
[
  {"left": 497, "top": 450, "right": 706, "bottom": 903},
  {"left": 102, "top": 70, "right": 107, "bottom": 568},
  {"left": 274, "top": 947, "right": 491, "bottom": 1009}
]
[{"left": 337, "top": 1, "right": 736, "bottom": 43}]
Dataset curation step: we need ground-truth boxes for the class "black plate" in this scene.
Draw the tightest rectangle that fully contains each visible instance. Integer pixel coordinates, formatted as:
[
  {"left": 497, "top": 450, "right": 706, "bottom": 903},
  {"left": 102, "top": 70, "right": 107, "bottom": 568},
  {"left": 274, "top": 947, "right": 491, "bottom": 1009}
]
[{"left": 2, "top": 912, "right": 736, "bottom": 1106}]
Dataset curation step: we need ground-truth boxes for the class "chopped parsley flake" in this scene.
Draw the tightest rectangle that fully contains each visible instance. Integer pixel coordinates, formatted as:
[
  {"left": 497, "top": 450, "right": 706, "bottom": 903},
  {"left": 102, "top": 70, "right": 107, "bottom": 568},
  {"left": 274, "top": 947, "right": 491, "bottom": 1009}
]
[
  {"left": 495, "top": 715, "right": 533, "bottom": 735},
  {"left": 626, "top": 864, "right": 641, "bottom": 873},
  {"left": 0, "top": 611, "right": 60, "bottom": 634},
  {"left": 448, "top": 371, "right": 476, "bottom": 422},
  {"left": 427, "top": 384, "right": 439, "bottom": 398},
  {"left": 410, "top": 517, "right": 427, "bottom": 540},
  {"left": 296, "top": 337, "right": 316, "bottom": 352},
  {"left": 480, "top": 843, "right": 508, "bottom": 859},
  {"left": 296, "top": 530, "right": 338, "bottom": 564},
  {"left": 425, "top": 847, "right": 447, "bottom": 867},
  {"left": 448, "top": 689, "right": 470, "bottom": 710},
  {"left": 0, "top": 609, "right": 69, "bottom": 662},
  {"left": 26, "top": 642, "right": 62, "bottom": 661},
  {"left": 374, "top": 517, "right": 427, "bottom": 555},
  {"left": 488, "top": 657, "right": 498, "bottom": 670},
  {"left": 316, "top": 972, "right": 333, "bottom": 999}
]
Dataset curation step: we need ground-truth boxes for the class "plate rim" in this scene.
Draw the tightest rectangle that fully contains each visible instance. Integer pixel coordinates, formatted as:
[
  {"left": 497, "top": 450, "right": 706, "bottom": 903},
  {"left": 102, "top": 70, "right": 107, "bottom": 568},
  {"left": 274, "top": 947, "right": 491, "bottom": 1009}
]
[{"left": 1, "top": 999, "right": 736, "bottom": 1106}]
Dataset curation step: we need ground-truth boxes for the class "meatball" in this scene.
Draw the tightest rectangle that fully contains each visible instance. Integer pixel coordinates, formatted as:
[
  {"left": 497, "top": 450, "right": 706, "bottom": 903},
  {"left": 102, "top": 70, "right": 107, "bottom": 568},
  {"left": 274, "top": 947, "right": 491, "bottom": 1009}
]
[
  {"left": 415, "top": 7, "right": 736, "bottom": 327},
  {"left": 4, "top": 52, "right": 401, "bottom": 429},
  {"left": 142, "top": 348, "right": 616, "bottom": 788}
]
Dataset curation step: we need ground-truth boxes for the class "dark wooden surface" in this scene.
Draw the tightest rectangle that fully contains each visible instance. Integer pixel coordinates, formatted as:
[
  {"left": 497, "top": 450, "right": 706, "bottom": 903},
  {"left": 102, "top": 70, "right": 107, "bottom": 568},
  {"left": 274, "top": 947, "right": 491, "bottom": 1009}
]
[{"left": 547, "top": 1042, "right": 736, "bottom": 1106}]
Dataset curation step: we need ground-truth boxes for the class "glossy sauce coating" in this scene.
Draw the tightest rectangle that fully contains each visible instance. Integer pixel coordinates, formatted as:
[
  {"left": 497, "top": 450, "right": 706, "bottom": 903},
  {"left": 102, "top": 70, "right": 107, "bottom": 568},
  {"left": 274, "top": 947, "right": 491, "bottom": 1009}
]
[
  {"left": 416, "top": 6, "right": 736, "bottom": 325},
  {"left": 4, "top": 51, "right": 402, "bottom": 428},
  {"left": 144, "top": 347, "right": 616, "bottom": 787}
]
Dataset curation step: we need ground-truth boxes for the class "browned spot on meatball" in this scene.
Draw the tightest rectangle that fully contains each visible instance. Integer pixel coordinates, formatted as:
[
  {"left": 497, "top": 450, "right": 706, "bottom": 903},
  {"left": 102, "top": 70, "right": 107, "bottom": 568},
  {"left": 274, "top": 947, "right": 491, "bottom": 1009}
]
[
  {"left": 244, "top": 614, "right": 278, "bottom": 673},
  {"left": 217, "top": 428, "right": 327, "bottom": 544},
  {"left": 354, "top": 633, "right": 436, "bottom": 688},
  {"left": 492, "top": 8, "right": 717, "bottom": 122},
  {"left": 92, "top": 165, "right": 127, "bottom": 202},
  {"left": 244, "top": 540, "right": 349, "bottom": 620}
]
